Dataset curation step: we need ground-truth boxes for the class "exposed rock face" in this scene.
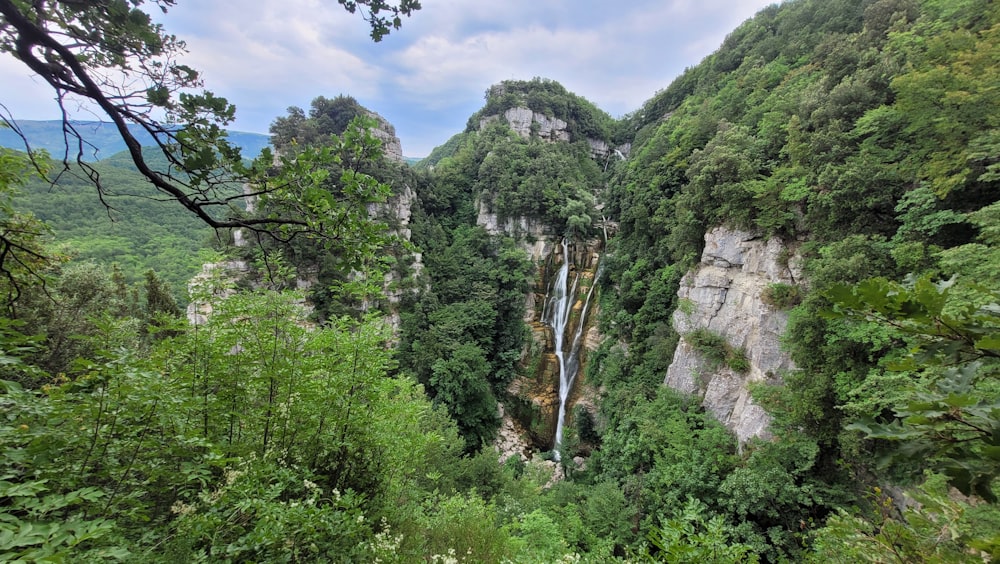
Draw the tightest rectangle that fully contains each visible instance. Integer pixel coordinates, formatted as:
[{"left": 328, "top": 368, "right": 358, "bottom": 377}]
[
  {"left": 497, "top": 237, "right": 603, "bottom": 454},
  {"left": 365, "top": 110, "right": 404, "bottom": 163},
  {"left": 364, "top": 183, "right": 422, "bottom": 332},
  {"left": 370, "top": 183, "right": 417, "bottom": 242},
  {"left": 186, "top": 260, "right": 250, "bottom": 324},
  {"left": 475, "top": 199, "right": 554, "bottom": 262},
  {"left": 664, "top": 226, "right": 801, "bottom": 445},
  {"left": 480, "top": 107, "right": 570, "bottom": 142},
  {"left": 495, "top": 403, "right": 532, "bottom": 463},
  {"left": 588, "top": 139, "right": 611, "bottom": 160},
  {"left": 478, "top": 106, "right": 623, "bottom": 161}
]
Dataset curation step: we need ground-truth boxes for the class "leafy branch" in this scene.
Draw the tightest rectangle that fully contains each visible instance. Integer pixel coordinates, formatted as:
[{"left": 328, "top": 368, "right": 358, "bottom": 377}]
[
  {"left": 0, "top": 0, "right": 419, "bottom": 241},
  {"left": 825, "top": 275, "right": 1000, "bottom": 501}
]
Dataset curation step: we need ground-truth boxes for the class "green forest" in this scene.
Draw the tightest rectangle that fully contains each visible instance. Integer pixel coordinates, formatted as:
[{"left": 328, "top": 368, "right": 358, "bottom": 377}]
[
  {"left": 12, "top": 151, "right": 223, "bottom": 296},
  {"left": 2, "top": 0, "right": 999, "bottom": 561}
]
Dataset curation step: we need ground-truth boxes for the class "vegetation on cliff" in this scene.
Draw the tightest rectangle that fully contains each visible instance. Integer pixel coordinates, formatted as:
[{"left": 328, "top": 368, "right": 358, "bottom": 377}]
[
  {"left": 1, "top": 0, "right": 998, "bottom": 560},
  {"left": 470, "top": 78, "right": 619, "bottom": 143},
  {"left": 593, "top": 0, "right": 1000, "bottom": 558}
]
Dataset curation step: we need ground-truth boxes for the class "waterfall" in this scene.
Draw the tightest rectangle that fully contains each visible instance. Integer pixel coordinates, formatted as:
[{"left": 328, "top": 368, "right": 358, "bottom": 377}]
[{"left": 543, "top": 240, "right": 599, "bottom": 461}]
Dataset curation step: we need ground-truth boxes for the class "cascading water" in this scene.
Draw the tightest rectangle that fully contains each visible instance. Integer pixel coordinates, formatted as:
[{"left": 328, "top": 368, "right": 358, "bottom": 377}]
[{"left": 543, "top": 239, "right": 600, "bottom": 461}]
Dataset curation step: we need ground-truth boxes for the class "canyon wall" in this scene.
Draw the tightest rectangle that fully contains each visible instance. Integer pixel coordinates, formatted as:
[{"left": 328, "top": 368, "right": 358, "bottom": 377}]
[
  {"left": 478, "top": 106, "right": 625, "bottom": 161},
  {"left": 664, "top": 226, "right": 802, "bottom": 445}
]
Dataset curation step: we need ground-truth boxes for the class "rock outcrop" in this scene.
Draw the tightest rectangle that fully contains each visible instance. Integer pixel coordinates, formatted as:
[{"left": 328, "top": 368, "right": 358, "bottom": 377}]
[
  {"left": 475, "top": 199, "right": 553, "bottom": 262},
  {"left": 365, "top": 110, "right": 404, "bottom": 163},
  {"left": 664, "top": 226, "right": 801, "bottom": 445},
  {"left": 369, "top": 183, "right": 422, "bottom": 331},
  {"left": 477, "top": 103, "right": 627, "bottom": 161},
  {"left": 480, "top": 107, "right": 570, "bottom": 143},
  {"left": 497, "top": 238, "right": 603, "bottom": 456},
  {"left": 186, "top": 260, "right": 249, "bottom": 325},
  {"left": 495, "top": 403, "right": 532, "bottom": 463}
]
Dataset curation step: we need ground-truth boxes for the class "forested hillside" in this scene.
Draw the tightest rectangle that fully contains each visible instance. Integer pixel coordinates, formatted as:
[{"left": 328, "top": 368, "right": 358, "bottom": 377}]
[
  {"left": 14, "top": 152, "right": 220, "bottom": 296},
  {"left": 1, "top": 0, "right": 998, "bottom": 561},
  {"left": 592, "top": 0, "right": 1000, "bottom": 558}
]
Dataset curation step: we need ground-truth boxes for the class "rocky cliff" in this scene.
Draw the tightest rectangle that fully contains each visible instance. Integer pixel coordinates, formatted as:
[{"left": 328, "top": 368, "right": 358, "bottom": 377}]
[
  {"left": 498, "top": 237, "right": 603, "bottom": 461},
  {"left": 365, "top": 110, "right": 404, "bottom": 163},
  {"left": 475, "top": 199, "right": 553, "bottom": 262},
  {"left": 478, "top": 105, "right": 623, "bottom": 161},
  {"left": 664, "top": 226, "right": 801, "bottom": 445},
  {"left": 370, "top": 183, "right": 422, "bottom": 330},
  {"left": 211, "top": 109, "right": 413, "bottom": 330},
  {"left": 480, "top": 107, "right": 570, "bottom": 143}
]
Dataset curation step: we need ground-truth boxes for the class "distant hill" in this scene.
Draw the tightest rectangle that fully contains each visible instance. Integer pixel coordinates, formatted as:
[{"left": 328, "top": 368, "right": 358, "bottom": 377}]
[
  {"left": 14, "top": 151, "right": 223, "bottom": 301},
  {"left": 0, "top": 119, "right": 271, "bottom": 161}
]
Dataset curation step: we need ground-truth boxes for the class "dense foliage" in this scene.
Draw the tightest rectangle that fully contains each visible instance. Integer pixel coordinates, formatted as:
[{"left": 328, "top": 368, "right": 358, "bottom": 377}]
[
  {"left": 270, "top": 96, "right": 369, "bottom": 152},
  {"left": 14, "top": 152, "right": 217, "bottom": 296},
  {"left": 469, "top": 78, "right": 620, "bottom": 144},
  {"left": 2, "top": 0, "right": 1000, "bottom": 560},
  {"left": 593, "top": 0, "right": 1000, "bottom": 558}
]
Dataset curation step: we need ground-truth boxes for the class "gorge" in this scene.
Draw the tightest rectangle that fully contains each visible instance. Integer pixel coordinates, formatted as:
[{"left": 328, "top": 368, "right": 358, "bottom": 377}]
[{"left": 3, "top": 0, "right": 998, "bottom": 560}]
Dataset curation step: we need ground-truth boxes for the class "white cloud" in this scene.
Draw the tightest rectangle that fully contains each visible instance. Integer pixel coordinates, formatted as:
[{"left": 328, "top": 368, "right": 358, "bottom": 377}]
[
  {"left": 392, "top": 25, "right": 607, "bottom": 108},
  {"left": 1, "top": 0, "right": 783, "bottom": 153},
  {"left": 160, "top": 1, "right": 387, "bottom": 118},
  {"left": 389, "top": 0, "right": 776, "bottom": 113}
]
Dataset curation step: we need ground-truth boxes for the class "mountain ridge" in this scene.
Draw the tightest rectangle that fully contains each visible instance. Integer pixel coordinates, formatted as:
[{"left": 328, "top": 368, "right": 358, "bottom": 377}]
[{"left": 0, "top": 119, "right": 271, "bottom": 161}]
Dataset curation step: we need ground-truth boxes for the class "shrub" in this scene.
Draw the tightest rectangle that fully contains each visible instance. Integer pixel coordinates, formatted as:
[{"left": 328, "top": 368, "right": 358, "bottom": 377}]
[
  {"left": 761, "top": 282, "right": 802, "bottom": 309},
  {"left": 686, "top": 328, "right": 751, "bottom": 374},
  {"left": 726, "top": 348, "right": 752, "bottom": 373},
  {"left": 687, "top": 328, "right": 729, "bottom": 367}
]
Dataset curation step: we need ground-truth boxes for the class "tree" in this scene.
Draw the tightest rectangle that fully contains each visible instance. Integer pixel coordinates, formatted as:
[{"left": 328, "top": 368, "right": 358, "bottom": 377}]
[
  {"left": 827, "top": 276, "right": 1000, "bottom": 501},
  {"left": 142, "top": 269, "right": 178, "bottom": 318},
  {"left": 0, "top": 0, "right": 420, "bottom": 238},
  {"left": 429, "top": 343, "right": 500, "bottom": 451},
  {"left": 0, "top": 147, "right": 55, "bottom": 304},
  {"left": 647, "top": 498, "right": 760, "bottom": 564},
  {"left": 270, "top": 95, "right": 367, "bottom": 151}
]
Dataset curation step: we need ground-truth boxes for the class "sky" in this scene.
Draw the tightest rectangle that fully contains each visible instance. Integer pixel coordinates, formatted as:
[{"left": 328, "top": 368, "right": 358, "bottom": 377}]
[{"left": 1, "top": 0, "right": 778, "bottom": 157}]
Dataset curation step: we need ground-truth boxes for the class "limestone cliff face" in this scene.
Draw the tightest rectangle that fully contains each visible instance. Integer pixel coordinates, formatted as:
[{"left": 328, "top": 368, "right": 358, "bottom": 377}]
[
  {"left": 475, "top": 172, "right": 607, "bottom": 461},
  {"left": 497, "top": 237, "right": 603, "bottom": 458},
  {"left": 369, "top": 183, "right": 423, "bottom": 330},
  {"left": 475, "top": 199, "right": 553, "bottom": 263},
  {"left": 480, "top": 107, "right": 571, "bottom": 143},
  {"left": 664, "top": 226, "right": 801, "bottom": 445},
  {"left": 223, "top": 111, "right": 413, "bottom": 329},
  {"left": 365, "top": 110, "right": 404, "bottom": 163},
  {"left": 186, "top": 260, "right": 250, "bottom": 325},
  {"left": 370, "top": 183, "right": 416, "bottom": 241},
  {"left": 478, "top": 106, "right": 624, "bottom": 161}
]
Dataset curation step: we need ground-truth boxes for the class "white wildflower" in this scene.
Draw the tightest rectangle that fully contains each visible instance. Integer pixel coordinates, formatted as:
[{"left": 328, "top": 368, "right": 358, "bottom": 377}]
[{"left": 170, "top": 500, "right": 196, "bottom": 516}]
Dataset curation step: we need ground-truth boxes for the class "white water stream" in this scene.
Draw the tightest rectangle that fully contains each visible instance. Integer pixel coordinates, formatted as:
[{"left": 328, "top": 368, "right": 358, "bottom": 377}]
[{"left": 543, "top": 240, "right": 600, "bottom": 461}]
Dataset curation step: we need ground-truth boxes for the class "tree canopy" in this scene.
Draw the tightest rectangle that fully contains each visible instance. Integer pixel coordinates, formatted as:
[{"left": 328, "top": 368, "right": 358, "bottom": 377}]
[{"left": 2, "top": 0, "right": 1000, "bottom": 560}]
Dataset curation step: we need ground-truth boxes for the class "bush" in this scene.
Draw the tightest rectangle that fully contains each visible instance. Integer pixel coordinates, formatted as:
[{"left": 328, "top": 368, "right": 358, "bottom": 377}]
[
  {"left": 726, "top": 349, "right": 752, "bottom": 373},
  {"left": 687, "top": 328, "right": 751, "bottom": 374},
  {"left": 761, "top": 282, "right": 802, "bottom": 309}
]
